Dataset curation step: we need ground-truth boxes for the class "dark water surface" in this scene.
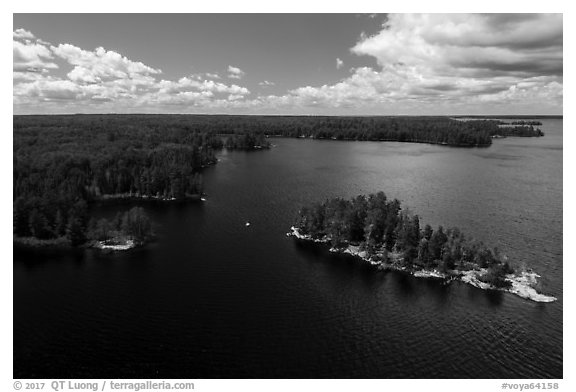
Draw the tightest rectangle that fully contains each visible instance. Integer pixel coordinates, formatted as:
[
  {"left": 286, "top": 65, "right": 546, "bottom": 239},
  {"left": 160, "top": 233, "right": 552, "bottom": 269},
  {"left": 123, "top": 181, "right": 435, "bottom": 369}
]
[{"left": 14, "top": 119, "right": 562, "bottom": 378}]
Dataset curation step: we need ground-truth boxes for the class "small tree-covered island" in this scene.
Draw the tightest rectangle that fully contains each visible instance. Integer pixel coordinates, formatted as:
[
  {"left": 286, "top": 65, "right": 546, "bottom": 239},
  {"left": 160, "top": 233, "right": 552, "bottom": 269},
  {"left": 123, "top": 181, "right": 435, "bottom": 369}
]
[{"left": 288, "top": 192, "right": 556, "bottom": 303}]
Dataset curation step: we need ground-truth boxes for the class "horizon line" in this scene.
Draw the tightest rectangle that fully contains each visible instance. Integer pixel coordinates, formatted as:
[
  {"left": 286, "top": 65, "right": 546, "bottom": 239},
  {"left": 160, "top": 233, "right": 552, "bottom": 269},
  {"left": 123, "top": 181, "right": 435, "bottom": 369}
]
[{"left": 12, "top": 113, "right": 564, "bottom": 118}]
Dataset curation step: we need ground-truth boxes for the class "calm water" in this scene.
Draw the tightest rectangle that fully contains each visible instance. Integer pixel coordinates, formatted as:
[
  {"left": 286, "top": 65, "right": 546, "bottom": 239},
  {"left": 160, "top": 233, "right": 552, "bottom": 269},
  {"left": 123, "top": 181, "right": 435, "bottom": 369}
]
[{"left": 14, "top": 119, "right": 563, "bottom": 378}]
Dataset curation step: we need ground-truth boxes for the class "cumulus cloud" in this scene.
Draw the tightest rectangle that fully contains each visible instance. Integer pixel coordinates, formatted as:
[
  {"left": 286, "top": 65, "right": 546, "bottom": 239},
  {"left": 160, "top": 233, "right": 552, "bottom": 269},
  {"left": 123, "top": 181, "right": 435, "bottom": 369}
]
[
  {"left": 157, "top": 77, "right": 249, "bottom": 96},
  {"left": 13, "top": 29, "right": 253, "bottom": 112},
  {"left": 51, "top": 44, "right": 162, "bottom": 84},
  {"left": 13, "top": 28, "right": 36, "bottom": 41},
  {"left": 14, "top": 78, "right": 82, "bottom": 101},
  {"left": 13, "top": 16, "right": 562, "bottom": 114},
  {"left": 227, "top": 94, "right": 245, "bottom": 101},
  {"left": 13, "top": 40, "right": 58, "bottom": 72},
  {"left": 227, "top": 65, "right": 245, "bottom": 79},
  {"left": 352, "top": 14, "right": 562, "bottom": 78},
  {"left": 272, "top": 13, "right": 563, "bottom": 113},
  {"left": 201, "top": 80, "right": 249, "bottom": 95}
]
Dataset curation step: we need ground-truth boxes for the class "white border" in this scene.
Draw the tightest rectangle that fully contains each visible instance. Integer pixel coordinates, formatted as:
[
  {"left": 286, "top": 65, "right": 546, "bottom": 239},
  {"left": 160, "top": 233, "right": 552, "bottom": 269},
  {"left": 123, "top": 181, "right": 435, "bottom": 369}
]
[{"left": 4, "top": 2, "right": 572, "bottom": 390}]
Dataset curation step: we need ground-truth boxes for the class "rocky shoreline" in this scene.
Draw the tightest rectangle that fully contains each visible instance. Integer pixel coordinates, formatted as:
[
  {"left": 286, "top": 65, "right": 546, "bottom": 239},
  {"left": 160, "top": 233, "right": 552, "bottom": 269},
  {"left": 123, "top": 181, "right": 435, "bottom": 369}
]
[
  {"left": 92, "top": 238, "right": 136, "bottom": 251},
  {"left": 95, "top": 193, "right": 203, "bottom": 202},
  {"left": 287, "top": 226, "right": 556, "bottom": 303},
  {"left": 14, "top": 236, "right": 140, "bottom": 252}
]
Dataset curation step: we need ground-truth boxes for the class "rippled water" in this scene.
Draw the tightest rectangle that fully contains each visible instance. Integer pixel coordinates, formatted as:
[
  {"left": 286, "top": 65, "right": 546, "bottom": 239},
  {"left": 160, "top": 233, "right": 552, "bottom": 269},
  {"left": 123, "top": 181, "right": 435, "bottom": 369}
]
[{"left": 14, "top": 119, "right": 562, "bottom": 378}]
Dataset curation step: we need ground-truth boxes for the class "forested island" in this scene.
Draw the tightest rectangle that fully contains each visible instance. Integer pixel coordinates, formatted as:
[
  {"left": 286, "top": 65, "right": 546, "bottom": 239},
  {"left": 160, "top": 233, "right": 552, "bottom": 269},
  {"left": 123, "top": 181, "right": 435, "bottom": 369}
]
[
  {"left": 288, "top": 192, "right": 556, "bottom": 303},
  {"left": 13, "top": 114, "right": 546, "bottom": 249}
]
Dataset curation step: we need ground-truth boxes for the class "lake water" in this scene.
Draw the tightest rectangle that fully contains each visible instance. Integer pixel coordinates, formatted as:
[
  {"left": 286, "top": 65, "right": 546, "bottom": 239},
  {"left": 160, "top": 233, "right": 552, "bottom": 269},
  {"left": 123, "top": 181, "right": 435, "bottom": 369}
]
[{"left": 14, "top": 119, "right": 562, "bottom": 378}]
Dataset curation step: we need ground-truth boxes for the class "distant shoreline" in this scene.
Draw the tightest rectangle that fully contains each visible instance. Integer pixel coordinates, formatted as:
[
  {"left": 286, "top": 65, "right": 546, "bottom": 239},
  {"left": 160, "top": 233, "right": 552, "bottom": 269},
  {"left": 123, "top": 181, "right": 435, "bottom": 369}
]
[
  {"left": 93, "top": 193, "right": 204, "bottom": 203},
  {"left": 13, "top": 236, "right": 144, "bottom": 252},
  {"left": 12, "top": 114, "right": 563, "bottom": 119}
]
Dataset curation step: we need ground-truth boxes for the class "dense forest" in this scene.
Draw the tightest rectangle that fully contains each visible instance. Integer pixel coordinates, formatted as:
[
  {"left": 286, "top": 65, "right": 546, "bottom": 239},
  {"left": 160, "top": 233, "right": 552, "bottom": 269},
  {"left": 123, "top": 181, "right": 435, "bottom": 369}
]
[
  {"left": 492, "top": 124, "right": 544, "bottom": 137},
  {"left": 224, "top": 133, "right": 271, "bottom": 150},
  {"left": 293, "top": 192, "right": 514, "bottom": 288},
  {"left": 14, "top": 205, "right": 154, "bottom": 249},
  {"left": 14, "top": 115, "right": 250, "bottom": 246},
  {"left": 509, "top": 121, "right": 543, "bottom": 126}
]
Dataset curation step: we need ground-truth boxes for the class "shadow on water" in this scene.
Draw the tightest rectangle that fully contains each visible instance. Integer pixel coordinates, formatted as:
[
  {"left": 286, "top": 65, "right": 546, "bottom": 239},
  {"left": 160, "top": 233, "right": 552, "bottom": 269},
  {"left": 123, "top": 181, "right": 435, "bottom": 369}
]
[
  {"left": 293, "top": 241, "right": 381, "bottom": 274},
  {"left": 14, "top": 246, "right": 87, "bottom": 269},
  {"left": 394, "top": 272, "right": 416, "bottom": 298},
  {"left": 14, "top": 240, "right": 158, "bottom": 274},
  {"left": 292, "top": 239, "right": 327, "bottom": 256},
  {"left": 293, "top": 240, "right": 458, "bottom": 307},
  {"left": 462, "top": 282, "right": 505, "bottom": 306},
  {"left": 293, "top": 240, "right": 508, "bottom": 309},
  {"left": 89, "top": 198, "right": 206, "bottom": 224},
  {"left": 483, "top": 288, "right": 505, "bottom": 306}
]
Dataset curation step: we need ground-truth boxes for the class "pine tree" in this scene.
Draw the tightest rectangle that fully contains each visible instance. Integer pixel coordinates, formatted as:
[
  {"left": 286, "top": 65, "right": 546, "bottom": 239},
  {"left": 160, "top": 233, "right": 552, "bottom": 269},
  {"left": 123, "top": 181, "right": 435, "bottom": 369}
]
[
  {"left": 13, "top": 197, "right": 30, "bottom": 237},
  {"left": 121, "top": 207, "right": 152, "bottom": 244},
  {"left": 66, "top": 216, "right": 86, "bottom": 246},
  {"left": 54, "top": 210, "right": 66, "bottom": 237}
]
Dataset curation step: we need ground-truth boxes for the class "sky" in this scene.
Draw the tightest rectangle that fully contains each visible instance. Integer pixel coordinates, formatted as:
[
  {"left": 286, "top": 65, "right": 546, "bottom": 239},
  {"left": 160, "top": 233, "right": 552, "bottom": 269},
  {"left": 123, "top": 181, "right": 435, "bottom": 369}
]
[{"left": 13, "top": 13, "right": 563, "bottom": 115}]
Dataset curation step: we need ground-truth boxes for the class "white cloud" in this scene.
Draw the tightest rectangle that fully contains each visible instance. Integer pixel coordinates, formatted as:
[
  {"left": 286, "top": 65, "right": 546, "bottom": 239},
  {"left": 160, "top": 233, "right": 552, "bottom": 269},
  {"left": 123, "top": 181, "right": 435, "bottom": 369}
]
[
  {"left": 227, "top": 65, "right": 245, "bottom": 79},
  {"left": 351, "top": 14, "right": 562, "bottom": 79},
  {"left": 14, "top": 78, "right": 82, "bottom": 101},
  {"left": 51, "top": 44, "right": 162, "bottom": 85},
  {"left": 154, "top": 90, "right": 215, "bottom": 106},
  {"left": 266, "top": 13, "right": 563, "bottom": 113},
  {"left": 13, "top": 40, "right": 58, "bottom": 72},
  {"left": 13, "top": 30, "right": 253, "bottom": 112},
  {"left": 13, "top": 71, "right": 46, "bottom": 83},
  {"left": 157, "top": 77, "right": 249, "bottom": 96},
  {"left": 227, "top": 94, "right": 245, "bottom": 101},
  {"left": 13, "top": 28, "right": 36, "bottom": 41},
  {"left": 13, "top": 16, "right": 562, "bottom": 115},
  {"left": 201, "top": 80, "right": 249, "bottom": 95}
]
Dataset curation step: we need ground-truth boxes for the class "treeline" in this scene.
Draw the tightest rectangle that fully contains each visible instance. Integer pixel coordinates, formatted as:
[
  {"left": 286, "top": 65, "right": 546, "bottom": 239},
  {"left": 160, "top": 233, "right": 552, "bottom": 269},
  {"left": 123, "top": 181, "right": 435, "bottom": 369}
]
[
  {"left": 295, "top": 192, "right": 514, "bottom": 288},
  {"left": 509, "top": 121, "right": 543, "bottom": 126},
  {"left": 224, "top": 133, "right": 271, "bottom": 150},
  {"left": 167, "top": 114, "right": 541, "bottom": 146},
  {"left": 14, "top": 205, "right": 153, "bottom": 248},
  {"left": 200, "top": 115, "right": 500, "bottom": 146},
  {"left": 16, "top": 114, "right": 548, "bottom": 149},
  {"left": 495, "top": 125, "right": 544, "bottom": 137}
]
